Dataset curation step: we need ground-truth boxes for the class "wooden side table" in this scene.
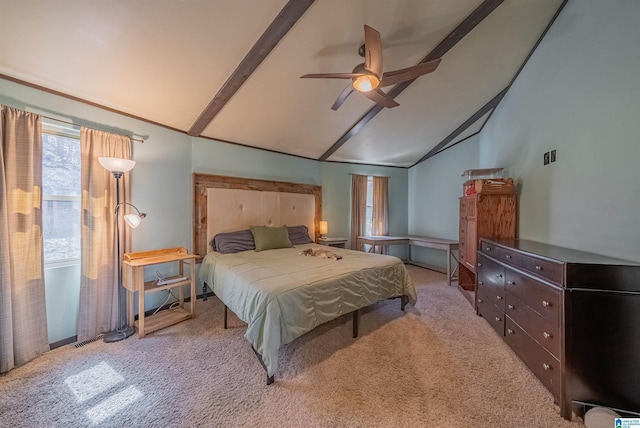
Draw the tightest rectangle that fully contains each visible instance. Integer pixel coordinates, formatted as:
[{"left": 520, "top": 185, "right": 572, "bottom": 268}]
[
  {"left": 122, "top": 247, "right": 199, "bottom": 337},
  {"left": 317, "top": 237, "right": 347, "bottom": 248}
]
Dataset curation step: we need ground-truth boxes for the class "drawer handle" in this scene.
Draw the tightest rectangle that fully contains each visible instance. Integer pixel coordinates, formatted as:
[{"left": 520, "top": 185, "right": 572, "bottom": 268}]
[
  {"left": 507, "top": 304, "right": 514, "bottom": 310},
  {"left": 535, "top": 265, "right": 543, "bottom": 271},
  {"left": 496, "top": 295, "right": 503, "bottom": 300},
  {"left": 485, "top": 246, "right": 492, "bottom": 251},
  {"left": 478, "top": 281, "right": 484, "bottom": 285},
  {"left": 542, "top": 363, "right": 551, "bottom": 371},
  {"left": 507, "top": 280, "right": 514, "bottom": 285},
  {"left": 477, "top": 262, "right": 482, "bottom": 267},
  {"left": 478, "top": 298, "right": 483, "bottom": 303},
  {"left": 495, "top": 317, "right": 502, "bottom": 322},
  {"left": 507, "top": 328, "right": 514, "bottom": 334},
  {"left": 542, "top": 300, "right": 551, "bottom": 307},
  {"left": 543, "top": 332, "right": 552, "bottom": 339},
  {"left": 505, "top": 255, "right": 512, "bottom": 259},
  {"left": 496, "top": 274, "right": 503, "bottom": 279}
]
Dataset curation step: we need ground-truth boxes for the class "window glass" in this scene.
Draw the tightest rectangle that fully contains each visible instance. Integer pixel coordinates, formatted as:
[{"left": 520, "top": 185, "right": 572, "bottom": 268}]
[
  {"left": 365, "top": 176, "right": 373, "bottom": 236},
  {"left": 42, "top": 131, "right": 81, "bottom": 264}
]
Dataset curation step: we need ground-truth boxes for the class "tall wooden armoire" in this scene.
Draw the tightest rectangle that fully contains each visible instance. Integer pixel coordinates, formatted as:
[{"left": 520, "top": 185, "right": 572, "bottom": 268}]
[{"left": 458, "top": 171, "right": 517, "bottom": 308}]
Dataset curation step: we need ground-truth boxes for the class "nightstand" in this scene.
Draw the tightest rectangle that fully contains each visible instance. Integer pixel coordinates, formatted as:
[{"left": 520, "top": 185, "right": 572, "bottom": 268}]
[
  {"left": 317, "top": 237, "right": 347, "bottom": 248},
  {"left": 122, "top": 247, "right": 198, "bottom": 337}
]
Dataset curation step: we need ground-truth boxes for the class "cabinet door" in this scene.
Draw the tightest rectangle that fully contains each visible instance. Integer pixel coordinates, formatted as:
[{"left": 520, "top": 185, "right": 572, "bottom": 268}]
[{"left": 465, "top": 218, "right": 477, "bottom": 271}]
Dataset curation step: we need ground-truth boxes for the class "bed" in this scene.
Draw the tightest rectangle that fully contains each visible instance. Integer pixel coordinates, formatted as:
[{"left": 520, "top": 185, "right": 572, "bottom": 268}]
[{"left": 193, "top": 173, "right": 417, "bottom": 384}]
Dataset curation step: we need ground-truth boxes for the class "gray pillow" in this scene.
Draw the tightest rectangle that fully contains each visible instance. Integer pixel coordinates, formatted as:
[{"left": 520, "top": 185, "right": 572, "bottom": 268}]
[
  {"left": 250, "top": 225, "right": 293, "bottom": 252},
  {"left": 211, "top": 229, "right": 255, "bottom": 254},
  {"left": 287, "top": 225, "right": 314, "bottom": 245}
]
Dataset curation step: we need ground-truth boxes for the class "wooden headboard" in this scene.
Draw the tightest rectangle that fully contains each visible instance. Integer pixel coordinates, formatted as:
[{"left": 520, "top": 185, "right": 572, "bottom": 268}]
[{"left": 193, "top": 173, "right": 322, "bottom": 257}]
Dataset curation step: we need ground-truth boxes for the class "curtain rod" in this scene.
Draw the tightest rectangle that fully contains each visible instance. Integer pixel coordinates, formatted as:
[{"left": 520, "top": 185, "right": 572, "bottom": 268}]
[
  {"left": 348, "top": 173, "right": 390, "bottom": 178},
  {"left": 40, "top": 114, "right": 144, "bottom": 143}
]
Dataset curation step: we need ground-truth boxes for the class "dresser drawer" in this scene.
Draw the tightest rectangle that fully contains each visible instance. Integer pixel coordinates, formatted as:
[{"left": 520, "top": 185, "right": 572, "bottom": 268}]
[
  {"left": 505, "top": 293, "right": 561, "bottom": 358},
  {"left": 478, "top": 291, "right": 505, "bottom": 337},
  {"left": 479, "top": 242, "right": 505, "bottom": 258},
  {"left": 505, "top": 318, "right": 561, "bottom": 400},
  {"left": 477, "top": 254, "right": 505, "bottom": 310},
  {"left": 505, "top": 269, "right": 561, "bottom": 326},
  {"left": 501, "top": 248, "right": 563, "bottom": 284}
]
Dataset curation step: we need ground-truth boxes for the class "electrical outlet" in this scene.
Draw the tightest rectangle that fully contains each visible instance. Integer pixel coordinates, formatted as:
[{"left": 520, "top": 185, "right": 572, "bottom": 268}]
[
  {"left": 544, "top": 152, "right": 550, "bottom": 165},
  {"left": 550, "top": 150, "right": 556, "bottom": 162}
]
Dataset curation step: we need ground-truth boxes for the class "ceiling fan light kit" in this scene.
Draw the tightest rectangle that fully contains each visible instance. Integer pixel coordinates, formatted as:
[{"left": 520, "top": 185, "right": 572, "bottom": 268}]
[
  {"left": 301, "top": 25, "right": 441, "bottom": 110},
  {"left": 353, "top": 74, "right": 379, "bottom": 92}
]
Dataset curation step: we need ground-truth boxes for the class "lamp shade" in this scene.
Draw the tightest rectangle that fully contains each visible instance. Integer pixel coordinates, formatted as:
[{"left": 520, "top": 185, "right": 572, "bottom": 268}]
[
  {"left": 319, "top": 221, "right": 328, "bottom": 235},
  {"left": 98, "top": 157, "right": 135, "bottom": 173},
  {"left": 124, "top": 213, "right": 144, "bottom": 228}
]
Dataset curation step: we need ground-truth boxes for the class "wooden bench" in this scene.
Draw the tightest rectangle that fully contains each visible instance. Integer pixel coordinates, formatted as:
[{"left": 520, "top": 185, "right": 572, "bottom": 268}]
[{"left": 357, "top": 235, "right": 459, "bottom": 286}]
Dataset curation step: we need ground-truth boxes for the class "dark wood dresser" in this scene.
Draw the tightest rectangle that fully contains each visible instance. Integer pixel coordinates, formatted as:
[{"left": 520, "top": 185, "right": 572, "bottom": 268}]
[{"left": 476, "top": 238, "right": 640, "bottom": 419}]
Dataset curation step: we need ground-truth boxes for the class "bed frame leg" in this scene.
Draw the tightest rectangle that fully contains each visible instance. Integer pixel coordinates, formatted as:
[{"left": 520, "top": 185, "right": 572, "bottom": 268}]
[
  {"left": 353, "top": 310, "right": 359, "bottom": 338},
  {"left": 251, "top": 345, "right": 275, "bottom": 385},
  {"left": 224, "top": 305, "right": 228, "bottom": 329},
  {"left": 401, "top": 295, "right": 408, "bottom": 311},
  {"left": 202, "top": 282, "right": 208, "bottom": 301}
]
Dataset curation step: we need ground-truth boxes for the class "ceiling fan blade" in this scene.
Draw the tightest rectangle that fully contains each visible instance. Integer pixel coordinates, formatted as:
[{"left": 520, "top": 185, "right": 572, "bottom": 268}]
[
  {"left": 360, "top": 88, "right": 399, "bottom": 109},
  {"left": 300, "top": 72, "right": 364, "bottom": 79},
  {"left": 380, "top": 58, "right": 442, "bottom": 87},
  {"left": 331, "top": 84, "right": 354, "bottom": 111},
  {"left": 363, "top": 25, "right": 383, "bottom": 78}
]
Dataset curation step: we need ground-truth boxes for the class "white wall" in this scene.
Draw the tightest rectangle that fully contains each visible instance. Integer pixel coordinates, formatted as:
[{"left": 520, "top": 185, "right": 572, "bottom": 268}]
[
  {"left": 408, "top": 136, "right": 479, "bottom": 267},
  {"left": 479, "top": 0, "right": 640, "bottom": 260}
]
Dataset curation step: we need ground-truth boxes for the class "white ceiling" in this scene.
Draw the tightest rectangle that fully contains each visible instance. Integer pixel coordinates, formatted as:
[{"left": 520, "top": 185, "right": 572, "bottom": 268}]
[{"left": 0, "top": 0, "right": 564, "bottom": 167}]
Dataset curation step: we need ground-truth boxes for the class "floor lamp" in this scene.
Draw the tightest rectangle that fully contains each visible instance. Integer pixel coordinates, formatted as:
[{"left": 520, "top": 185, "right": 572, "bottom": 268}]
[{"left": 98, "top": 157, "right": 147, "bottom": 343}]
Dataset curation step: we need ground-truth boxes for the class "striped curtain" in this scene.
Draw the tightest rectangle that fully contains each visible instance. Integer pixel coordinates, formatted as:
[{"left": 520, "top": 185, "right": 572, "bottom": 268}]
[
  {"left": 0, "top": 105, "right": 49, "bottom": 373},
  {"left": 350, "top": 174, "right": 368, "bottom": 250},
  {"left": 77, "top": 128, "right": 132, "bottom": 342},
  {"left": 372, "top": 176, "right": 389, "bottom": 254}
]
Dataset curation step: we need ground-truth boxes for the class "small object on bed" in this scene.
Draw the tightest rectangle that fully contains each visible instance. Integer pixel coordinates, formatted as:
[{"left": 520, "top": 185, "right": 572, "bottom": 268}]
[
  {"left": 299, "top": 247, "right": 342, "bottom": 260},
  {"left": 210, "top": 229, "right": 255, "bottom": 253},
  {"left": 250, "top": 225, "right": 293, "bottom": 251}
]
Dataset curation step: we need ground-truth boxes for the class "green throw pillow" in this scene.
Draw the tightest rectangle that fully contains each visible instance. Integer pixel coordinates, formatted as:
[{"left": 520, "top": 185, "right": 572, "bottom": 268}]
[{"left": 250, "top": 226, "right": 293, "bottom": 252}]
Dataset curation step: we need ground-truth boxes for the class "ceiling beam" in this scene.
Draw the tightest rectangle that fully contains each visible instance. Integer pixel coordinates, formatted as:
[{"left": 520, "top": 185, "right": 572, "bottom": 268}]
[
  {"left": 188, "top": 0, "right": 315, "bottom": 137},
  {"left": 412, "top": 0, "right": 569, "bottom": 166},
  {"left": 318, "top": 0, "right": 505, "bottom": 161},
  {"left": 411, "top": 87, "right": 508, "bottom": 166}
]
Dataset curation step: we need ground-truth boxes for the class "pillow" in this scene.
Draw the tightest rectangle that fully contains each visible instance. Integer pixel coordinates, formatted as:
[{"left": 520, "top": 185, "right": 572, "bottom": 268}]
[
  {"left": 250, "top": 225, "right": 292, "bottom": 252},
  {"left": 210, "top": 229, "right": 256, "bottom": 254},
  {"left": 287, "top": 225, "right": 314, "bottom": 245}
]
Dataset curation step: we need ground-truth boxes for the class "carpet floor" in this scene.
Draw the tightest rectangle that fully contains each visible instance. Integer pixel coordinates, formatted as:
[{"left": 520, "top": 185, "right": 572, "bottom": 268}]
[{"left": 0, "top": 266, "right": 584, "bottom": 427}]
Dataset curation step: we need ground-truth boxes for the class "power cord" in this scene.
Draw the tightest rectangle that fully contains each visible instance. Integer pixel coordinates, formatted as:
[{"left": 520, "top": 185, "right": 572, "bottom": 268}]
[{"left": 151, "top": 271, "right": 183, "bottom": 315}]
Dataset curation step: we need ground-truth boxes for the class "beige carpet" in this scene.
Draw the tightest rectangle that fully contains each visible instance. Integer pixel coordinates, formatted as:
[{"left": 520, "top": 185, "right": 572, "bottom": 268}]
[{"left": 0, "top": 266, "right": 583, "bottom": 427}]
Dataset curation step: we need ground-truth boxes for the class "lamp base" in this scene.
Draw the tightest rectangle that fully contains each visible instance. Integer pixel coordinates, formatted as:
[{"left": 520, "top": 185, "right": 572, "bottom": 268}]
[{"left": 103, "top": 325, "right": 136, "bottom": 343}]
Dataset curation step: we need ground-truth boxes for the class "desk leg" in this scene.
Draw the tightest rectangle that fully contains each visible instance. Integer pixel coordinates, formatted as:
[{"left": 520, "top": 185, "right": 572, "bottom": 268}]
[
  {"left": 138, "top": 282, "right": 145, "bottom": 338},
  {"left": 189, "top": 260, "right": 196, "bottom": 318},
  {"left": 447, "top": 246, "right": 452, "bottom": 286}
]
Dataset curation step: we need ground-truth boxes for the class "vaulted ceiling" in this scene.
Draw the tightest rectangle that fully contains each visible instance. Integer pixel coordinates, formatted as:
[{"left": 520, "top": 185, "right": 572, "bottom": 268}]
[{"left": 0, "top": 0, "right": 565, "bottom": 167}]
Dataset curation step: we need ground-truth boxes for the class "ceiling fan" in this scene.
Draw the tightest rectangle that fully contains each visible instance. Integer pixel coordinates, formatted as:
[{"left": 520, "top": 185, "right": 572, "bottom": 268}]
[{"left": 301, "top": 25, "right": 442, "bottom": 111}]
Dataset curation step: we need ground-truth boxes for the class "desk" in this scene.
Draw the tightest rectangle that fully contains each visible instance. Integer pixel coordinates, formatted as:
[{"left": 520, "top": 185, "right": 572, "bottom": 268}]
[
  {"left": 357, "top": 235, "right": 459, "bottom": 286},
  {"left": 122, "top": 247, "right": 198, "bottom": 337},
  {"left": 317, "top": 237, "right": 347, "bottom": 248}
]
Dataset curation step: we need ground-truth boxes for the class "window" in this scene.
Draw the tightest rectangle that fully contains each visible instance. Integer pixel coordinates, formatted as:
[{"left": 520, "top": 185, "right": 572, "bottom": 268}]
[
  {"left": 42, "top": 124, "right": 81, "bottom": 265},
  {"left": 365, "top": 176, "right": 373, "bottom": 236}
]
